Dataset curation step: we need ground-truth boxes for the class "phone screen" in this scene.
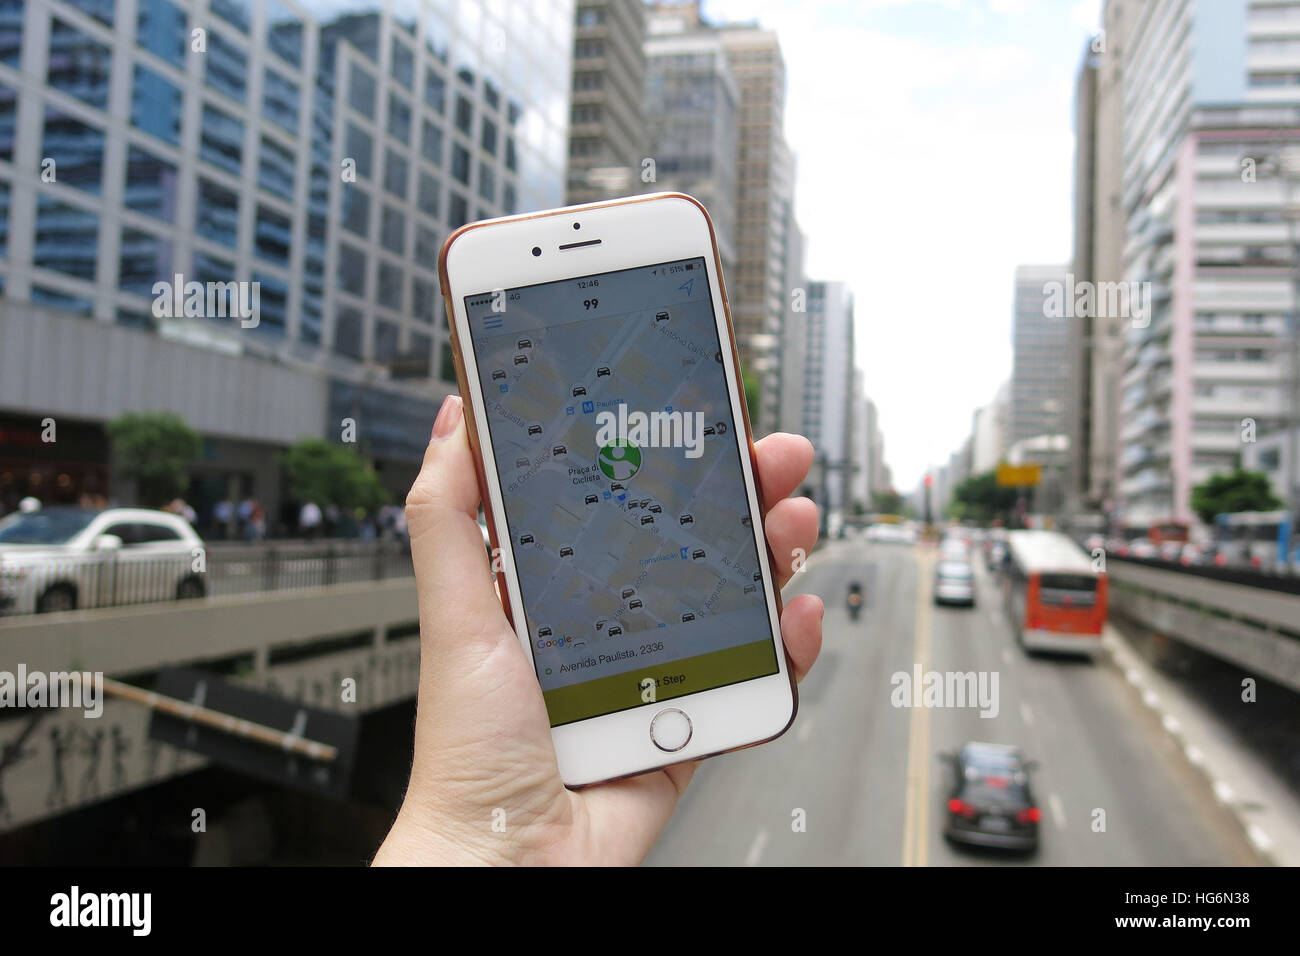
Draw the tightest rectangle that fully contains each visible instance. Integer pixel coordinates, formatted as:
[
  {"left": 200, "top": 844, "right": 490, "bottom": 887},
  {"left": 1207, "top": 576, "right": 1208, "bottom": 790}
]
[{"left": 463, "top": 256, "right": 780, "bottom": 726}]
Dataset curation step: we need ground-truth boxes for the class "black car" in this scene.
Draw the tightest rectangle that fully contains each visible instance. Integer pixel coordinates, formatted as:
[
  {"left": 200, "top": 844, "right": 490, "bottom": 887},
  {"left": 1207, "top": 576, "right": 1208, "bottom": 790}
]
[
  {"left": 655, "top": 311, "right": 670, "bottom": 322},
  {"left": 492, "top": 369, "right": 507, "bottom": 380},
  {"left": 680, "top": 514, "right": 694, "bottom": 525},
  {"left": 584, "top": 494, "right": 599, "bottom": 505},
  {"left": 607, "top": 625, "right": 623, "bottom": 638},
  {"left": 528, "top": 424, "right": 543, "bottom": 436},
  {"left": 680, "top": 612, "right": 695, "bottom": 623},
  {"left": 552, "top": 444, "right": 566, "bottom": 456},
  {"left": 518, "top": 534, "right": 534, "bottom": 545},
  {"left": 641, "top": 515, "right": 654, "bottom": 525},
  {"left": 572, "top": 385, "right": 587, "bottom": 396},
  {"left": 621, "top": 587, "right": 636, "bottom": 599},
  {"left": 514, "top": 354, "right": 529, "bottom": 365},
  {"left": 692, "top": 548, "right": 705, "bottom": 560},
  {"left": 517, "top": 338, "right": 532, "bottom": 349},
  {"left": 559, "top": 546, "right": 574, "bottom": 557},
  {"left": 596, "top": 366, "right": 611, "bottom": 377},
  {"left": 942, "top": 742, "right": 1041, "bottom": 852}
]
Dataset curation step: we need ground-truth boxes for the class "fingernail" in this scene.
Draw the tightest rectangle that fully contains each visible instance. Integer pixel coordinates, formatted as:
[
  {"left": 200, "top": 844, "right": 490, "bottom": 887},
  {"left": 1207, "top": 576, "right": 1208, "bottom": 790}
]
[{"left": 432, "top": 394, "right": 462, "bottom": 441}]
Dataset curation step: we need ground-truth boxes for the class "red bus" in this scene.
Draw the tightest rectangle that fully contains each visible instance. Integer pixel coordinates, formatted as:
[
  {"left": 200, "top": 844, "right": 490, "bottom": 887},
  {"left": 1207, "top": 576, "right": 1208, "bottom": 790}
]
[{"left": 1003, "top": 530, "right": 1107, "bottom": 656}]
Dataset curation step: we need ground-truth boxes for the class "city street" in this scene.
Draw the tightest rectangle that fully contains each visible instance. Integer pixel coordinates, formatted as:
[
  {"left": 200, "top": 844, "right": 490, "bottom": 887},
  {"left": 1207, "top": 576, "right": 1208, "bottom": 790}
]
[{"left": 647, "top": 538, "right": 1259, "bottom": 866}]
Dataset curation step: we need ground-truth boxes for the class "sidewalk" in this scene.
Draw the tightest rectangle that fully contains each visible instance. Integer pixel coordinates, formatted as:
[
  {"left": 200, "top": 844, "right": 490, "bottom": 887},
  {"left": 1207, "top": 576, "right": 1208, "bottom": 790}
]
[{"left": 1102, "top": 624, "right": 1300, "bottom": 865}]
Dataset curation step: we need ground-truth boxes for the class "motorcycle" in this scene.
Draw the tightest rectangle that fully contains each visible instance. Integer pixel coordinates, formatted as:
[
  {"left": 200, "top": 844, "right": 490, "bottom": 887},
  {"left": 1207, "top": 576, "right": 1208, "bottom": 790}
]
[{"left": 847, "top": 582, "right": 864, "bottom": 621}]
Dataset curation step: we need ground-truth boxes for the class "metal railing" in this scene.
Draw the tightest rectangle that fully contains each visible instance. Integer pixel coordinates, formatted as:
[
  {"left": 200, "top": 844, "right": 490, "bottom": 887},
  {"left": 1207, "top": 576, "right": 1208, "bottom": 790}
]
[{"left": 0, "top": 540, "right": 414, "bottom": 618}]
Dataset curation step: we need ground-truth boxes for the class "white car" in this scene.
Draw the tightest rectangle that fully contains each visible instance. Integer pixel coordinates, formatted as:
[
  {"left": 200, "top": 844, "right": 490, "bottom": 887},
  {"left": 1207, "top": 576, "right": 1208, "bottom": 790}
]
[
  {"left": 0, "top": 507, "right": 205, "bottom": 615},
  {"left": 934, "top": 560, "right": 976, "bottom": 606}
]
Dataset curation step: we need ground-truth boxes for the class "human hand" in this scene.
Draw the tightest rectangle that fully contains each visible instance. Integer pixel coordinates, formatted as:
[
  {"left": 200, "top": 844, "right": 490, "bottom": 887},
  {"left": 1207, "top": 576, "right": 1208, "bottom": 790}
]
[{"left": 373, "top": 395, "right": 822, "bottom": 866}]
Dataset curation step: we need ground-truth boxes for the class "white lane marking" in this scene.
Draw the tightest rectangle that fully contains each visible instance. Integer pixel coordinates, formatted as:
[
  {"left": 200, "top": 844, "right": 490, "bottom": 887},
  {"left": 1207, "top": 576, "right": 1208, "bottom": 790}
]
[
  {"left": 1048, "top": 792, "right": 1067, "bottom": 830},
  {"left": 744, "top": 828, "right": 769, "bottom": 867},
  {"left": 1019, "top": 701, "right": 1034, "bottom": 726},
  {"left": 797, "top": 716, "right": 815, "bottom": 743},
  {"left": 1247, "top": 824, "right": 1274, "bottom": 855},
  {"left": 1185, "top": 744, "right": 1205, "bottom": 766},
  {"left": 1001, "top": 647, "right": 1013, "bottom": 666},
  {"left": 1162, "top": 713, "right": 1182, "bottom": 736},
  {"left": 1212, "top": 780, "right": 1236, "bottom": 806},
  {"left": 1125, "top": 668, "right": 1142, "bottom": 686},
  {"left": 1141, "top": 688, "right": 1160, "bottom": 709}
]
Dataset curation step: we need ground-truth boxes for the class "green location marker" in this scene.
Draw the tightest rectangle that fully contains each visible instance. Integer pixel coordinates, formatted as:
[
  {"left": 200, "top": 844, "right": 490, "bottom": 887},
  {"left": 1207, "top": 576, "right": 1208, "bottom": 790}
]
[{"left": 598, "top": 440, "right": 641, "bottom": 482}]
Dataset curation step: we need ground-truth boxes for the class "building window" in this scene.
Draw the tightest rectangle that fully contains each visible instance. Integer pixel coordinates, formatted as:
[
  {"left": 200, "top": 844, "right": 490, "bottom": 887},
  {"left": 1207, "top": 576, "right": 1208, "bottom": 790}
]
[
  {"left": 384, "top": 149, "right": 409, "bottom": 198},
  {"left": 0, "top": 181, "right": 10, "bottom": 257},
  {"left": 263, "top": 68, "right": 300, "bottom": 134},
  {"left": 65, "top": 0, "right": 115, "bottom": 27},
  {"left": 132, "top": 65, "right": 183, "bottom": 145},
  {"left": 252, "top": 271, "right": 288, "bottom": 336},
  {"left": 337, "top": 243, "right": 366, "bottom": 296},
  {"left": 265, "top": 0, "right": 303, "bottom": 67},
  {"left": 0, "top": 81, "right": 13, "bottom": 162},
  {"left": 342, "top": 185, "right": 370, "bottom": 237},
  {"left": 255, "top": 204, "right": 291, "bottom": 266},
  {"left": 391, "top": 36, "right": 414, "bottom": 89},
  {"left": 418, "top": 171, "right": 440, "bottom": 219},
  {"left": 455, "top": 95, "right": 473, "bottom": 135},
  {"left": 349, "top": 62, "right": 376, "bottom": 115},
  {"left": 381, "top": 205, "right": 405, "bottom": 255},
  {"left": 119, "top": 227, "right": 173, "bottom": 297},
  {"left": 345, "top": 123, "right": 373, "bottom": 179},
  {"left": 424, "top": 66, "right": 446, "bottom": 113},
  {"left": 32, "top": 286, "right": 95, "bottom": 317},
  {"left": 421, "top": 119, "right": 443, "bottom": 166},
  {"left": 206, "top": 30, "right": 248, "bottom": 103},
  {"left": 377, "top": 263, "right": 402, "bottom": 312},
  {"left": 374, "top": 319, "right": 399, "bottom": 362},
  {"left": 137, "top": 0, "right": 187, "bottom": 67},
  {"left": 43, "top": 109, "right": 105, "bottom": 195},
  {"left": 48, "top": 19, "right": 112, "bottom": 110},
  {"left": 448, "top": 192, "right": 468, "bottom": 229},
  {"left": 478, "top": 162, "right": 495, "bottom": 203},
  {"left": 415, "top": 225, "right": 438, "bottom": 263},
  {"left": 388, "top": 92, "right": 412, "bottom": 144},
  {"left": 452, "top": 144, "right": 470, "bottom": 185},
  {"left": 200, "top": 104, "right": 243, "bottom": 175},
  {"left": 334, "top": 305, "right": 363, "bottom": 358},
  {"left": 259, "top": 136, "right": 295, "bottom": 200},
  {"left": 196, "top": 178, "right": 239, "bottom": 247},
  {"left": 35, "top": 196, "right": 99, "bottom": 280},
  {"left": 211, "top": 0, "right": 250, "bottom": 33},
  {"left": 412, "top": 277, "right": 436, "bottom": 324},
  {"left": 124, "top": 146, "right": 179, "bottom": 222}
]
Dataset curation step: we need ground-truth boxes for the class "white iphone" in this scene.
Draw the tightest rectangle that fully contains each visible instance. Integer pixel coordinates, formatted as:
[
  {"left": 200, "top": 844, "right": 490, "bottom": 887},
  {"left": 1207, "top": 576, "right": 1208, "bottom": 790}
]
[{"left": 439, "top": 192, "right": 797, "bottom": 786}]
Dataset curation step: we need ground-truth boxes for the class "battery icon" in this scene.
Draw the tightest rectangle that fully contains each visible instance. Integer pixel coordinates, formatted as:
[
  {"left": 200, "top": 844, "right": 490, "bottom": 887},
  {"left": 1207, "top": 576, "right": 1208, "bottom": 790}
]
[{"left": 685, "top": 263, "right": 695, "bottom": 270}]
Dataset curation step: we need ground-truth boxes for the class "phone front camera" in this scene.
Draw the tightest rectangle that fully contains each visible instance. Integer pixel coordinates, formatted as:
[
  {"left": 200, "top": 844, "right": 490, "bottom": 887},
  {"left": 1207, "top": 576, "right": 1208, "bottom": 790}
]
[
  {"left": 531, "top": 246, "right": 541, "bottom": 257},
  {"left": 572, "top": 222, "right": 581, "bottom": 230}
]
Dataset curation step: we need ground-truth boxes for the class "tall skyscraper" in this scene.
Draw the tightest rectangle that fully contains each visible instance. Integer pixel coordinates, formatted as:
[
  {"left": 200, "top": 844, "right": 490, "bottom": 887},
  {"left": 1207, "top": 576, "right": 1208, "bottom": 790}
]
[
  {"left": 0, "top": 0, "right": 572, "bottom": 517},
  {"left": 802, "top": 279, "right": 854, "bottom": 514},
  {"left": 1010, "top": 264, "right": 1071, "bottom": 448},
  {"left": 1115, "top": 0, "right": 1300, "bottom": 524},
  {"left": 566, "top": 0, "right": 646, "bottom": 205},
  {"left": 642, "top": 14, "right": 738, "bottom": 268}
]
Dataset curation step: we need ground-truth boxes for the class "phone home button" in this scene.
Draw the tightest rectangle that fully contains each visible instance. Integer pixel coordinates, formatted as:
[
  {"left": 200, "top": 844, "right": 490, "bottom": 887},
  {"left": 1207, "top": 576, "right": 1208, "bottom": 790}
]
[{"left": 649, "top": 707, "right": 693, "bottom": 753}]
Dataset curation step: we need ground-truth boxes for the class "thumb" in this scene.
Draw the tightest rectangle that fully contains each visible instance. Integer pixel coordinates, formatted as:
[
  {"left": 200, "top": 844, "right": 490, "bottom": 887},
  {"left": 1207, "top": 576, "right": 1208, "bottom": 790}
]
[{"left": 405, "top": 394, "right": 512, "bottom": 649}]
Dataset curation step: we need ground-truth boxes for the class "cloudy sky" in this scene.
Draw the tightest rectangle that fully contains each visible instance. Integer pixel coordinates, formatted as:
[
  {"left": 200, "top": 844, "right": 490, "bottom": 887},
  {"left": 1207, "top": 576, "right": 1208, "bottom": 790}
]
[{"left": 702, "top": 0, "right": 1102, "bottom": 490}]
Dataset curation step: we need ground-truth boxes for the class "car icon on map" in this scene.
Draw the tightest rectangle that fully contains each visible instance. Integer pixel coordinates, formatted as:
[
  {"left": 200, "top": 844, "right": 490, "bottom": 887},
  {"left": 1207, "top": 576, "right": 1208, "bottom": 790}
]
[
  {"left": 491, "top": 369, "right": 507, "bottom": 381},
  {"left": 649, "top": 503, "right": 662, "bottom": 514},
  {"left": 559, "top": 545, "right": 574, "bottom": 557},
  {"left": 514, "top": 354, "right": 529, "bottom": 366},
  {"left": 681, "top": 612, "right": 696, "bottom": 623},
  {"left": 572, "top": 385, "right": 587, "bottom": 397},
  {"left": 516, "top": 457, "right": 529, "bottom": 469},
  {"left": 703, "top": 426, "right": 716, "bottom": 437},
  {"left": 692, "top": 549, "right": 705, "bottom": 560},
  {"left": 611, "top": 482, "right": 625, "bottom": 492},
  {"left": 655, "top": 311, "right": 670, "bottom": 322},
  {"left": 607, "top": 625, "right": 623, "bottom": 638},
  {"left": 628, "top": 599, "right": 643, "bottom": 611},
  {"left": 528, "top": 424, "right": 543, "bottom": 437},
  {"left": 537, "top": 626, "right": 551, "bottom": 638},
  {"left": 641, "top": 515, "right": 654, "bottom": 525},
  {"left": 621, "top": 587, "right": 636, "bottom": 600},
  {"left": 519, "top": 534, "right": 534, "bottom": 545},
  {"left": 744, "top": 584, "right": 757, "bottom": 594},
  {"left": 552, "top": 444, "right": 566, "bottom": 456},
  {"left": 753, "top": 570, "right": 762, "bottom": 582},
  {"left": 517, "top": 338, "right": 532, "bottom": 349},
  {"left": 680, "top": 513, "right": 694, "bottom": 525},
  {"left": 584, "top": 494, "right": 598, "bottom": 505},
  {"left": 596, "top": 366, "right": 611, "bottom": 377}
]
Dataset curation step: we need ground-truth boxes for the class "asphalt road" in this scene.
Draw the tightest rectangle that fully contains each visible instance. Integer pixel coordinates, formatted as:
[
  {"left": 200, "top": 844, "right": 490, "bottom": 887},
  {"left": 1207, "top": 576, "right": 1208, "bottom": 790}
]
[{"left": 645, "top": 537, "right": 1259, "bottom": 866}]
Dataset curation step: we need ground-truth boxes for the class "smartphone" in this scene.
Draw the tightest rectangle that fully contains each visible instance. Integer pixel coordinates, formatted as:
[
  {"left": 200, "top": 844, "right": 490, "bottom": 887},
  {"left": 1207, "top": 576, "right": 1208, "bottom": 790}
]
[{"left": 439, "top": 192, "right": 796, "bottom": 786}]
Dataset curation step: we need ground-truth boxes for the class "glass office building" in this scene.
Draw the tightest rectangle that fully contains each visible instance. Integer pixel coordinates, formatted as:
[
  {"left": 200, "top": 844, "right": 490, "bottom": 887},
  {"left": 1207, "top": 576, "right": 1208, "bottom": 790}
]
[{"left": 0, "top": 0, "right": 572, "bottom": 513}]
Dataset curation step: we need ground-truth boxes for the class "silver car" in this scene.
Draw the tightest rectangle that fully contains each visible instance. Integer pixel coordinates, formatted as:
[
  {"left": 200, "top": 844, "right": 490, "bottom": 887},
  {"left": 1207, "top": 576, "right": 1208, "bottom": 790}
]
[{"left": 934, "top": 559, "right": 975, "bottom": 607}]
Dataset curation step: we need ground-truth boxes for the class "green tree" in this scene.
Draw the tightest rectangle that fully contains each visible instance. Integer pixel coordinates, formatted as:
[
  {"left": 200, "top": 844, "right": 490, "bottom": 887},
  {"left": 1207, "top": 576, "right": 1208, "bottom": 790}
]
[
  {"left": 741, "top": 367, "right": 760, "bottom": 425},
  {"left": 949, "top": 470, "right": 1020, "bottom": 525},
  {"left": 1191, "top": 468, "right": 1281, "bottom": 525},
  {"left": 872, "top": 489, "right": 905, "bottom": 515},
  {"left": 281, "top": 439, "right": 389, "bottom": 514},
  {"left": 107, "top": 411, "right": 202, "bottom": 507}
]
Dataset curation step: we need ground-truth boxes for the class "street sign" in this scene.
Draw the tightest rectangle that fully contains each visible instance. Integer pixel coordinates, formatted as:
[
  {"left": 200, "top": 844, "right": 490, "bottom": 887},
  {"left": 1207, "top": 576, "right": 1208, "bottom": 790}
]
[
  {"left": 997, "top": 463, "right": 1042, "bottom": 487},
  {"left": 148, "top": 668, "right": 359, "bottom": 799}
]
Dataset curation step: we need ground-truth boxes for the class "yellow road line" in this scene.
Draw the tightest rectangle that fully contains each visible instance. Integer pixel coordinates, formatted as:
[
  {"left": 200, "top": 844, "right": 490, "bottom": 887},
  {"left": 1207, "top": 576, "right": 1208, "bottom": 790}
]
[{"left": 902, "top": 547, "right": 934, "bottom": 866}]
